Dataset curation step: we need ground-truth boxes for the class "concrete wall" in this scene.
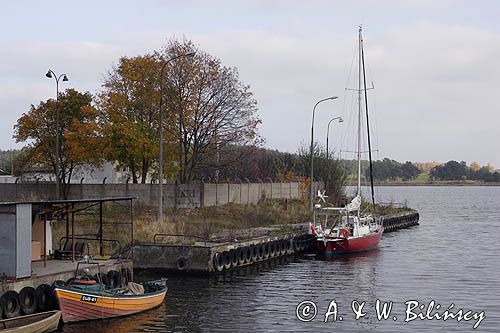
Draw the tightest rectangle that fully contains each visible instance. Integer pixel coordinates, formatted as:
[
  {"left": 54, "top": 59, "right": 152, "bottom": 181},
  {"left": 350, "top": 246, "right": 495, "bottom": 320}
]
[{"left": 0, "top": 181, "right": 321, "bottom": 209}]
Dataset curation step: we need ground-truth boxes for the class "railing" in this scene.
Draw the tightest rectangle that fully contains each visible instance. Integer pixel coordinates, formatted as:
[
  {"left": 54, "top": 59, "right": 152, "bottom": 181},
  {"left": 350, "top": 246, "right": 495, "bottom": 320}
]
[{"left": 59, "top": 236, "right": 122, "bottom": 254}]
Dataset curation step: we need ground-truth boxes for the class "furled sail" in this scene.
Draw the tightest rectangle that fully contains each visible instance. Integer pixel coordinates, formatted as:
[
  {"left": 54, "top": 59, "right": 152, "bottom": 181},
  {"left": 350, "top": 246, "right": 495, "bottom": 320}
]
[{"left": 347, "top": 195, "right": 361, "bottom": 212}]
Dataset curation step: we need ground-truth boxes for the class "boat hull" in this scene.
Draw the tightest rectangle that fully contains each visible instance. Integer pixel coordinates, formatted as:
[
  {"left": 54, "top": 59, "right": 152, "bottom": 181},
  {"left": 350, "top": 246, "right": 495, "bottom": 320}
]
[
  {"left": 316, "top": 231, "right": 382, "bottom": 255},
  {"left": 0, "top": 310, "right": 61, "bottom": 333},
  {"left": 54, "top": 288, "right": 167, "bottom": 323}
]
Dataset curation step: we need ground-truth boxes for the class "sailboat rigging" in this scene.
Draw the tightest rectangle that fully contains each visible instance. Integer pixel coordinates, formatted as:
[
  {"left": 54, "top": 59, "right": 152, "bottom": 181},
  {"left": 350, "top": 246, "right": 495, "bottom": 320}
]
[{"left": 312, "top": 26, "right": 383, "bottom": 255}]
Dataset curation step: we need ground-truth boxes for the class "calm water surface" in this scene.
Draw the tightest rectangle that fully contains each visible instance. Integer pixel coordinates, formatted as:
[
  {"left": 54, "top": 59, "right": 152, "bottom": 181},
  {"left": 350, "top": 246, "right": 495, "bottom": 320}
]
[{"left": 64, "top": 186, "right": 500, "bottom": 332}]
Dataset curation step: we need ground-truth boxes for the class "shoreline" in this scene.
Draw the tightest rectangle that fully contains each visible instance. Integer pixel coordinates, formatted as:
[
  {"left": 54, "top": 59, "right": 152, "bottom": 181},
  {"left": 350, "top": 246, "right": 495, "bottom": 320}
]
[{"left": 346, "top": 182, "right": 500, "bottom": 187}]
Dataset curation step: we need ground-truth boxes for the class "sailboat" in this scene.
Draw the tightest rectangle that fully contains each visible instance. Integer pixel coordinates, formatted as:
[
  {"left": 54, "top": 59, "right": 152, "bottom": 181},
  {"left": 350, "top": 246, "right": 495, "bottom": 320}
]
[{"left": 313, "top": 26, "right": 383, "bottom": 255}]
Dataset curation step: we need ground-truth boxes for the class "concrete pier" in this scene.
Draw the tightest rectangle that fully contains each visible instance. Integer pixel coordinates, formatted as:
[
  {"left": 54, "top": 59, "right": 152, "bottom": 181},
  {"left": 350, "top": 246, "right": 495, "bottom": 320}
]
[
  {"left": 0, "top": 259, "right": 133, "bottom": 293},
  {"left": 134, "top": 210, "right": 419, "bottom": 274},
  {"left": 134, "top": 232, "right": 315, "bottom": 274}
]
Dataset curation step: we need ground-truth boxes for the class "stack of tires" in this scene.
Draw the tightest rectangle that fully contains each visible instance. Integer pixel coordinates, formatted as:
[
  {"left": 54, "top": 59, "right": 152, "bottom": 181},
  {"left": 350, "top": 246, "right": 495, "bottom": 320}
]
[
  {"left": 0, "top": 284, "right": 54, "bottom": 319},
  {"left": 212, "top": 237, "right": 298, "bottom": 272}
]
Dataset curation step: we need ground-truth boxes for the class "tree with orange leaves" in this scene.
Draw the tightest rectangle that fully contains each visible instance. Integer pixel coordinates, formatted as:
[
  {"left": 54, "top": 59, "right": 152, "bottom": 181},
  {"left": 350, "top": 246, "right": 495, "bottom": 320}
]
[{"left": 13, "top": 89, "right": 103, "bottom": 198}]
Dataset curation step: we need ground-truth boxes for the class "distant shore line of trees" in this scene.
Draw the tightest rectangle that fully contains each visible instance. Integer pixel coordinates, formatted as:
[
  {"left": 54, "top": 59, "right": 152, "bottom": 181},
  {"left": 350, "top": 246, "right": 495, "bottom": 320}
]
[
  {"left": 2, "top": 147, "right": 499, "bottom": 184},
  {"left": 354, "top": 158, "right": 500, "bottom": 183}
]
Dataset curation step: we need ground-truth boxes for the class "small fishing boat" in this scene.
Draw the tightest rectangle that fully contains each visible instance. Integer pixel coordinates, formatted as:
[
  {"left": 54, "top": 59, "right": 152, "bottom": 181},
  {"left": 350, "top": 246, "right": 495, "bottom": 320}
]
[
  {"left": 0, "top": 310, "right": 61, "bottom": 333},
  {"left": 313, "top": 26, "right": 383, "bottom": 255},
  {"left": 54, "top": 262, "right": 167, "bottom": 323}
]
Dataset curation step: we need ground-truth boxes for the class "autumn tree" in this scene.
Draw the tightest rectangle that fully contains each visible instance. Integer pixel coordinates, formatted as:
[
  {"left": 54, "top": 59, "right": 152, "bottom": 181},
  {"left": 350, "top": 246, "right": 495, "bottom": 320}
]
[
  {"left": 97, "top": 54, "right": 168, "bottom": 183},
  {"left": 160, "top": 39, "right": 261, "bottom": 183},
  {"left": 13, "top": 89, "right": 102, "bottom": 198}
]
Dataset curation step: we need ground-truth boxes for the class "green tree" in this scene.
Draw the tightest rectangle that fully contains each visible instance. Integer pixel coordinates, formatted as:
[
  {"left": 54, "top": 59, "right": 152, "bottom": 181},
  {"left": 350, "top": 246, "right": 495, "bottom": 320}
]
[
  {"left": 97, "top": 54, "right": 171, "bottom": 184},
  {"left": 297, "top": 143, "right": 346, "bottom": 204}
]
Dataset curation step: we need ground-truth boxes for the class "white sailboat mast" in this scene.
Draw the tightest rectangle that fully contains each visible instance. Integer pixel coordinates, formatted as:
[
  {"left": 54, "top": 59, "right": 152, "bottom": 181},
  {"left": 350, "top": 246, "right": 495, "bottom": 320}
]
[{"left": 357, "top": 26, "right": 362, "bottom": 200}]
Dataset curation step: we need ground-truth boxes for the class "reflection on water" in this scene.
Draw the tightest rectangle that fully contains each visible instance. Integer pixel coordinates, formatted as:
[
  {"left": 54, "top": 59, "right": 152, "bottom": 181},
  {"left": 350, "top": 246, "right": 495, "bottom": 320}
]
[{"left": 63, "top": 186, "right": 500, "bottom": 332}]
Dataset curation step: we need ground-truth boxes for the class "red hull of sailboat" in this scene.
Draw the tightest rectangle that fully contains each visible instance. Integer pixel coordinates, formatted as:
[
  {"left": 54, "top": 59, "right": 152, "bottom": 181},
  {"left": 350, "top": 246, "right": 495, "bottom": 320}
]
[{"left": 316, "top": 231, "right": 382, "bottom": 255}]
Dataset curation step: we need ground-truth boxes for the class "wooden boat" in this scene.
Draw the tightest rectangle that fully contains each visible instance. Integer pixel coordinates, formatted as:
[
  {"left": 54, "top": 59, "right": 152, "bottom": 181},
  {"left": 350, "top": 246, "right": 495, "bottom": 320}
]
[
  {"left": 0, "top": 310, "right": 61, "bottom": 333},
  {"left": 54, "top": 262, "right": 167, "bottom": 323},
  {"left": 313, "top": 26, "right": 383, "bottom": 255}
]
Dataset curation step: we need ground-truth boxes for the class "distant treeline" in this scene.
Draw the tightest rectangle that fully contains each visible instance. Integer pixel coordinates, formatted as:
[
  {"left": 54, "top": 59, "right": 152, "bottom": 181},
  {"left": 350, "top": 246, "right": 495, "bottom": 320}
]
[
  {"left": 430, "top": 160, "right": 500, "bottom": 182},
  {"left": 363, "top": 158, "right": 420, "bottom": 181}
]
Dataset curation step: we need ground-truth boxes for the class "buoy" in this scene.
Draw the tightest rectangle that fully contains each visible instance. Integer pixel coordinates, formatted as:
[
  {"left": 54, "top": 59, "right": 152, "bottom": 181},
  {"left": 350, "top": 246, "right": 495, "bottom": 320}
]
[
  {"left": 176, "top": 257, "right": 188, "bottom": 271},
  {"left": 1, "top": 291, "right": 21, "bottom": 318},
  {"left": 339, "top": 228, "right": 350, "bottom": 238},
  {"left": 35, "top": 284, "right": 53, "bottom": 312}
]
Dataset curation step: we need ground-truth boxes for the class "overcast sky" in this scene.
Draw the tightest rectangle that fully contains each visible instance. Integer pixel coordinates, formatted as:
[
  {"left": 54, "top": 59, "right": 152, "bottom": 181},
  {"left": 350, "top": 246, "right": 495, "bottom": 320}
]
[{"left": 1, "top": 0, "right": 499, "bottom": 166}]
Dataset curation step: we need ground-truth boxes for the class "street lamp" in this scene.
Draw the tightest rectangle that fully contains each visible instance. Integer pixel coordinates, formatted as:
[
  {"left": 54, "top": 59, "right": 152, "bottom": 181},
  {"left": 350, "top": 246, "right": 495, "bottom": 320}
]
[
  {"left": 326, "top": 116, "right": 343, "bottom": 159},
  {"left": 158, "top": 51, "right": 196, "bottom": 222},
  {"left": 309, "top": 96, "right": 338, "bottom": 210},
  {"left": 46, "top": 69, "right": 69, "bottom": 199}
]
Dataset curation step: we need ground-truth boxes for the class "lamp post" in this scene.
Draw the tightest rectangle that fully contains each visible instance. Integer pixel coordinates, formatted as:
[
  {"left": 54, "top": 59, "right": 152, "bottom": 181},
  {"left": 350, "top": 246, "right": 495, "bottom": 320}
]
[
  {"left": 326, "top": 116, "right": 343, "bottom": 159},
  {"left": 46, "top": 69, "right": 68, "bottom": 199},
  {"left": 158, "top": 52, "right": 196, "bottom": 222},
  {"left": 309, "top": 96, "right": 338, "bottom": 210}
]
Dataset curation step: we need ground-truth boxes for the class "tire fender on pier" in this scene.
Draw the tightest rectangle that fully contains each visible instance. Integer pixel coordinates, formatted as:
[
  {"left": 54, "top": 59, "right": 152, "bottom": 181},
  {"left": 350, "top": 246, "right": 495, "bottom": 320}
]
[
  {"left": 19, "top": 287, "right": 37, "bottom": 315},
  {"left": 222, "top": 251, "right": 232, "bottom": 270},
  {"left": 176, "top": 257, "right": 188, "bottom": 271},
  {"left": 250, "top": 245, "right": 258, "bottom": 262},
  {"left": 257, "top": 243, "right": 265, "bottom": 260},
  {"left": 229, "top": 249, "right": 238, "bottom": 267},
  {"left": 35, "top": 284, "right": 53, "bottom": 312},
  {"left": 1, "top": 291, "right": 21, "bottom": 318},
  {"left": 213, "top": 252, "right": 224, "bottom": 272},
  {"left": 263, "top": 243, "right": 270, "bottom": 259},
  {"left": 243, "top": 246, "right": 252, "bottom": 264},
  {"left": 237, "top": 248, "right": 246, "bottom": 265}
]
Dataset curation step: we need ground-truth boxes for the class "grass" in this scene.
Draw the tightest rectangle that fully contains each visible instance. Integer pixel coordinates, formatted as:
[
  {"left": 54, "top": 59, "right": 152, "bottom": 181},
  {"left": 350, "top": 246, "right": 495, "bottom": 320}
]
[{"left": 134, "top": 199, "right": 312, "bottom": 244}]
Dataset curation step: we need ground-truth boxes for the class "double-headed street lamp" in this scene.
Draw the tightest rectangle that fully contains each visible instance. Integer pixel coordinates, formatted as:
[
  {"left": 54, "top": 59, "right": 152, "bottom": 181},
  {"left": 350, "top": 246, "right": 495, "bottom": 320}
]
[
  {"left": 158, "top": 52, "right": 196, "bottom": 222},
  {"left": 326, "top": 116, "right": 343, "bottom": 159},
  {"left": 309, "top": 96, "right": 338, "bottom": 210},
  {"left": 46, "top": 69, "right": 69, "bottom": 199}
]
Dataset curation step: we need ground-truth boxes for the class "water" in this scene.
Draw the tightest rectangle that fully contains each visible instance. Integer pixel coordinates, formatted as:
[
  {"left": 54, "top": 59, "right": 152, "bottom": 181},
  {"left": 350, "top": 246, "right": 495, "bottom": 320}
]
[{"left": 63, "top": 186, "right": 500, "bottom": 332}]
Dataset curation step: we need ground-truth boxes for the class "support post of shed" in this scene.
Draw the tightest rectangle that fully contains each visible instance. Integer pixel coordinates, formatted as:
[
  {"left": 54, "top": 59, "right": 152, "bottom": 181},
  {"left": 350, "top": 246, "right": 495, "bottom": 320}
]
[
  {"left": 99, "top": 201, "right": 103, "bottom": 256},
  {"left": 43, "top": 210, "right": 47, "bottom": 267},
  {"left": 71, "top": 209, "right": 75, "bottom": 262},
  {"left": 130, "top": 198, "right": 134, "bottom": 259}
]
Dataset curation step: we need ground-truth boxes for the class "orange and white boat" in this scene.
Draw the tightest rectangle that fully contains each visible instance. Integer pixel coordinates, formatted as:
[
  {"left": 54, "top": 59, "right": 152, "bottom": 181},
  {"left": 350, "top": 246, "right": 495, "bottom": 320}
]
[{"left": 54, "top": 262, "right": 167, "bottom": 323}]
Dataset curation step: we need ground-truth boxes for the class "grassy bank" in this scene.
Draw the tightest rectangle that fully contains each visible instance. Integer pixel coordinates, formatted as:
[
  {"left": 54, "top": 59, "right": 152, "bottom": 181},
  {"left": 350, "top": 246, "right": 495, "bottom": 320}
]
[{"left": 134, "top": 199, "right": 312, "bottom": 244}]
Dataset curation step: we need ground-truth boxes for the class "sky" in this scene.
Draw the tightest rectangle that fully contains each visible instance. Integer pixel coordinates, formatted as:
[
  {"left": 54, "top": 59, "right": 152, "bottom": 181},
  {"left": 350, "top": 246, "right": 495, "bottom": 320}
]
[{"left": 1, "top": 0, "right": 499, "bottom": 166}]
